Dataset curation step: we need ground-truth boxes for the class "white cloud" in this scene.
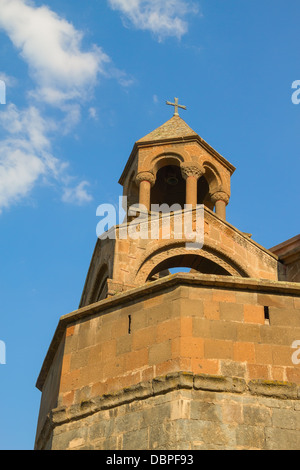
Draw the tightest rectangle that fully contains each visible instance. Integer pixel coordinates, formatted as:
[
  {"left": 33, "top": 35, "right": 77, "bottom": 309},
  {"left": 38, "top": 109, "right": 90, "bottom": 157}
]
[
  {"left": 0, "top": 0, "right": 137, "bottom": 213},
  {"left": 0, "top": 147, "right": 44, "bottom": 211},
  {"left": 0, "top": 72, "right": 17, "bottom": 89},
  {"left": 0, "top": 104, "right": 92, "bottom": 211},
  {"left": 0, "top": 0, "right": 113, "bottom": 212},
  {"left": 108, "top": 0, "right": 199, "bottom": 41},
  {"left": 0, "top": 0, "right": 110, "bottom": 106},
  {"left": 0, "top": 104, "right": 59, "bottom": 211},
  {"left": 89, "top": 107, "right": 98, "bottom": 120},
  {"left": 62, "top": 181, "right": 93, "bottom": 205}
]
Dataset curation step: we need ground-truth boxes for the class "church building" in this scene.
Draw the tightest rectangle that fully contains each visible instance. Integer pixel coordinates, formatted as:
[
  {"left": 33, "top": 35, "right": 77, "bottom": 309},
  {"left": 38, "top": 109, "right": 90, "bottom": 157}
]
[{"left": 35, "top": 100, "right": 300, "bottom": 450}]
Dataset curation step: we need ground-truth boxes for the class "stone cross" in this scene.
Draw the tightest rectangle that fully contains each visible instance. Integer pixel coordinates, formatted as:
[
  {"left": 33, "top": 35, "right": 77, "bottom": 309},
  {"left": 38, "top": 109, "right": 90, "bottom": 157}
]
[{"left": 166, "top": 97, "right": 187, "bottom": 117}]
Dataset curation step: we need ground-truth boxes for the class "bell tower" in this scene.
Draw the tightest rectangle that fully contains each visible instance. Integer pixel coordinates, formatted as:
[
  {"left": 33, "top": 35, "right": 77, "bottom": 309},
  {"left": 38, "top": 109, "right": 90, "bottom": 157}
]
[
  {"left": 35, "top": 102, "right": 300, "bottom": 451},
  {"left": 119, "top": 98, "right": 234, "bottom": 221}
]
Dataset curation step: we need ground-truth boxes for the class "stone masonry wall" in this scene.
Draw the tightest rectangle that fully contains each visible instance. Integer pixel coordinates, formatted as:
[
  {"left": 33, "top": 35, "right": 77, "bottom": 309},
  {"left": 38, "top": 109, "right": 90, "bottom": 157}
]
[
  {"left": 80, "top": 209, "right": 282, "bottom": 309},
  {"left": 56, "top": 280, "right": 300, "bottom": 414},
  {"left": 35, "top": 275, "right": 300, "bottom": 449},
  {"left": 40, "top": 373, "right": 300, "bottom": 450}
]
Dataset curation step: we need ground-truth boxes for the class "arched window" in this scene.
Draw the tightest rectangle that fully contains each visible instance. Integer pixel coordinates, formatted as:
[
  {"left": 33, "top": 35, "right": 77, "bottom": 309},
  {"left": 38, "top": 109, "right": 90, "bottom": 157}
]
[
  {"left": 146, "top": 254, "right": 231, "bottom": 282},
  {"left": 197, "top": 175, "right": 212, "bottom": 209},
  {"left": 93, "top": 264, "right": 109, "bottom": 302},
  {"left": 151, "top": 165, "right": 186, "bottom": 209}
]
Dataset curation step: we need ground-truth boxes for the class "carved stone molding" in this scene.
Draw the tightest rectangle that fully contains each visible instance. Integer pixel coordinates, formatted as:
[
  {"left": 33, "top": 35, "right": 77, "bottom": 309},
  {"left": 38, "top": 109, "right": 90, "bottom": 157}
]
[
  {"left": 35, "top": 371, "right": 300, "bottom": 450},
  {"left": 135, "top": 171, "right": 156, "bottom": 187},
  {"left": 210, "top": 191, "right": 230, "bottom": 205},
  {"left": 180, "top": 162, "right": 205, "bottom": 181},
  {"left": 134, "top": 243, "right": 243, "bottom": 285}
]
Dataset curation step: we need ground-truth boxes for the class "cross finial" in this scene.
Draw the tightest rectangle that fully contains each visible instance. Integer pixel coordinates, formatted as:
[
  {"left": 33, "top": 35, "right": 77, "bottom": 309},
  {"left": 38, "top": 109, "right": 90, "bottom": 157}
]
[{"left": 166, "top": 97, "right": 187, "bottom": 117}]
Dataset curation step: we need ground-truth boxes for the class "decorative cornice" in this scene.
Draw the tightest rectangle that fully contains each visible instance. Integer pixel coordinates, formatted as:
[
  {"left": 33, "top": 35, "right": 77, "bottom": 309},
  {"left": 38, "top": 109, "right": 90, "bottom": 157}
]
[
  {"left": 118, "top": 134, "right": 236, "bottom": 187},
  {"left": 210, "top": 191, "right": 230, "bottom": 205},
  {"left": 35, "top": 371, "right": 300, "bottom": 449},
  {"left": 180, "top": 162, "right": 205, "bottom": 180},
  {"left": 270, "top": 234, "right": 300, "bottom": 265},
  {"left": 135, "top": 171, "right": 156, "bottom": 187}
]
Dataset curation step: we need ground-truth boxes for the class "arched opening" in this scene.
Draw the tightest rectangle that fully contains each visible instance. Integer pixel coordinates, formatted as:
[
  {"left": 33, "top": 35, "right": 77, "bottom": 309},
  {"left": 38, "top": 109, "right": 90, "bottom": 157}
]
[
  {"left": 97, "top": 275, "right": 109, "bottom": 301},
  {"left": 147, "top": 254, "right": 232, "bottom": 282},
  {"left": 202, "top": 164, "right": 222, "bottom": 212},
  {"left": 150, "top": 165, "right": 186, "bottom": 209},
  {"left": 126, "top": 172, "right": 139, "bottom": 209},
  {"left": 197, "top": 176, "right": 214, "bottom": 209},
  {"left": 92, "top": 264, "right": 109, "bottom": 302}
]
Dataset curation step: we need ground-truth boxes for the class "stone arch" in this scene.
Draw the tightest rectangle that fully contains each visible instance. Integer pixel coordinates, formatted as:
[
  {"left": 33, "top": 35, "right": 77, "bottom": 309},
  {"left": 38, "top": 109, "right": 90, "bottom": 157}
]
[
  {"left": 201, "top": 162, "right": 230, "bottom": 212},
  {"left": 152, "top": 154, "right": 184, "bottom": 177},
  {"left": 89, "top": 263, "right": 109, "bottom": 303},
  {"left": 150, "top": 161, "right": 186, "bottom": 209},
  {"left": 134, "top": 242, "right": 250, "bottom": 285},
  {"left": 143, "top": 148, "right": 191, "bottom": 176},
  {"left": 125, "top": 170, "right": 139, "bottom": 208},
  {"left": 147, "top": 253, "right": 232, "bottom": 281},
  {"left": 196, "top": 170, "right": 210, "bottom": 208},
  {"left": 203, "top": 161, "right": 223, "bottom": 194}
]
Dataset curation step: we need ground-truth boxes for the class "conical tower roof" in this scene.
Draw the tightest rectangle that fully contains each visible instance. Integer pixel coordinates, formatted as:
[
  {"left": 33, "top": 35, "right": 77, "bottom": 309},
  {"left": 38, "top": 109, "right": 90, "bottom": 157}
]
[
  {"left": 137, "top": 115, "right": 198, "bottom": 143},
  {"left": 119, "top": 113, "right": 235, "bottom": 186}
]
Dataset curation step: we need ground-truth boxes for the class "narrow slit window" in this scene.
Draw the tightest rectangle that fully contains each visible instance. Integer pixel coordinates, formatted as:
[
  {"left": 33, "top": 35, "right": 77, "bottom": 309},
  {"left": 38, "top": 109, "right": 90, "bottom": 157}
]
[{"left": 264, "top": 306, "right": 270, "bottom": 325}]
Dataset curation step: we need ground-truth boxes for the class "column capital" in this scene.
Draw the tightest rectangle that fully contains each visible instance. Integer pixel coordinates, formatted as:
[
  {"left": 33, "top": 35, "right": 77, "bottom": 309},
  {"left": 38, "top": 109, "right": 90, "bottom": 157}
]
[
  {"left": 180, "top": 162, "right": 205, "bottom": 181},
  {"left": 135, "top": 171, "right": 156, "bottom": 187},
  {"left": 210, "top": 191, "right": 230, "bottom": 205}
]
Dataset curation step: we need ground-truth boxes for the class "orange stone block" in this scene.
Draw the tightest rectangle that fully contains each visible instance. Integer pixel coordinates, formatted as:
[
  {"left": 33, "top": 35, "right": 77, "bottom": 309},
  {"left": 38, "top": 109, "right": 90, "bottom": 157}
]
[
  {"left": 156, "top": 358, "right": 191, "bottom": 377},
  {"left": 177, "top": 337, "right": 205, "bottom": 359},
  {"left": 244, "top": 305, "right": 265, "bottom": 325},
  {"left": 247, "top": 363, "right": 269, "bottom": 380},
  {"left": 212, "top": 291, "right": 236, "bottom": 304},
  {"left": 203, "top": 300, "right": 220, "bottom": 320},
  {"left": 66, "top": 325, "right": 75, "bottom": 337},
  {"left": 272, "top": 346, "right": 295, "bottom": 367},
  {"left": 132, "top": 326, "right": 156, "bottom": 350},
  {"left": 156, "top": 318, "right": 181, "bottom": 343},
  {"left": 204, "top": 339, "right": 233, "bottom": 360},
  {"left": 271, "top": 366, "right": 285, "bottom": 382},
  {"left": 255, "top": 344, "right": 273, "bottom": 365},
  {"left": 191, "top": 358, "right": 219, "bottom": 376},
  {"left": 59, "top": 369, "right": 80, "bottom": 394},
  {"left": 61, "top": 353, "right": 71, "bottom": 375},
  {"left": 286, "top": 367, "right": 300, "bottom": 384},
  {"left": 233, "top": 342, "right": 255, "bottom": 363}
]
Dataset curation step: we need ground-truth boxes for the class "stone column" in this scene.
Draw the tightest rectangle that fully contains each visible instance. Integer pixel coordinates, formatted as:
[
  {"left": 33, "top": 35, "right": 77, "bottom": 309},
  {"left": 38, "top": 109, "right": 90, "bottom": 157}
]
[
  {"left": 180, "top": 163, "right": 205, "bottom": 207},
  {"left": 211, "top": 191, "right": 230, "bottom": 220},
  {"left": 135, "top": 171, "right": 156, "bottom": 212}
]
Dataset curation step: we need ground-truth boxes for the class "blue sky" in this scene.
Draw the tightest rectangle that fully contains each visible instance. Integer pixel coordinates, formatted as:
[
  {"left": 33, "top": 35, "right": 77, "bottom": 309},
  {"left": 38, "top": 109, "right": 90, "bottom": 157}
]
[{"left": 0, "top": 0, "right": 299, "bottom": 449}]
